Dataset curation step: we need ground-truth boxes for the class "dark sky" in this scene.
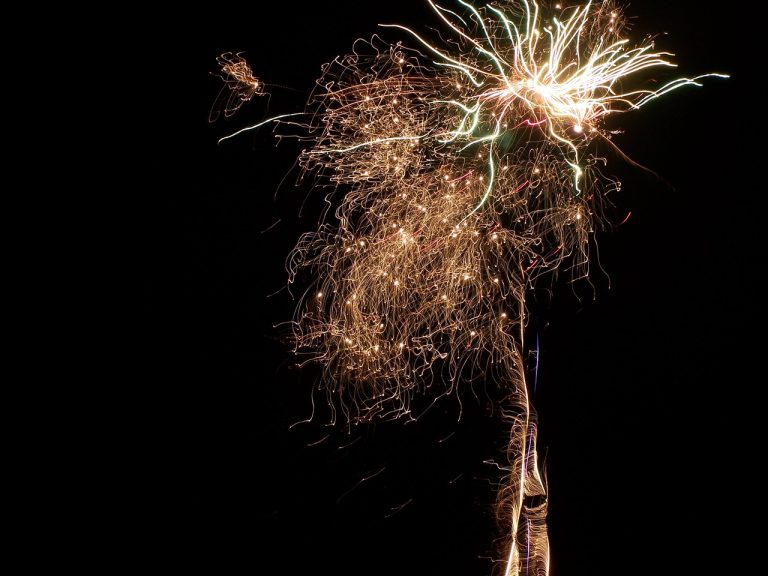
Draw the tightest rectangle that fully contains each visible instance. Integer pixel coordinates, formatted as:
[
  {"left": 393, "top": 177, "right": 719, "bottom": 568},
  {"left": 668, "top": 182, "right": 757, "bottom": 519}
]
[{"left": 155, "top": 2, "right": 752, "bottom": 574}]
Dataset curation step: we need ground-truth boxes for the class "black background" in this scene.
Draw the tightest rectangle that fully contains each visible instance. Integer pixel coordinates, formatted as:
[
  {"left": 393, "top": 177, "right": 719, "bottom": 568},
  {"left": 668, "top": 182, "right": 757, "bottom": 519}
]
[{"left": 152, "top": 2, "right": 753, "bottom": 574}]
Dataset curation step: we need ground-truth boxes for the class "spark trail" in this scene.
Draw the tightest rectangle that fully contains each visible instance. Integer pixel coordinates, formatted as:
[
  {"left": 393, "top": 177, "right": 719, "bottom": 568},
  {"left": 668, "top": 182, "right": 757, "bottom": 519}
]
[
  {"left": 209, "top": 51, "right": 266, "bottom": 122},
  {"left": 217, "top": 2, "right": 725, "bottom": 574}
]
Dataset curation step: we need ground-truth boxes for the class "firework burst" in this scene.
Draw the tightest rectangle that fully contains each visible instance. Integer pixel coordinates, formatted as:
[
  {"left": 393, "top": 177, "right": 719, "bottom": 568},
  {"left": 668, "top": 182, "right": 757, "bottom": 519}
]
[{"left": 217, "top": 2, "right": 725, "bottom": 574}]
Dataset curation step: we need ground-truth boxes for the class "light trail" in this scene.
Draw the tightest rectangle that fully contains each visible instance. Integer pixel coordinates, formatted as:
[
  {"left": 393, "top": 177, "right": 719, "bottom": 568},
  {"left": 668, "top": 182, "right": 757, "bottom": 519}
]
[{"left": 215, "top": 2, "right": 725, "bottom": 574}]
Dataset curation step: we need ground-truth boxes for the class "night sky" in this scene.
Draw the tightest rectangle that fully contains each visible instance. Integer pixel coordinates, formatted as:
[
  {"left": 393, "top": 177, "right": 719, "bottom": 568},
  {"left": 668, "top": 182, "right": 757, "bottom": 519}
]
[{"left": 153, "top": 2, "right": 752, "bottom": 574}]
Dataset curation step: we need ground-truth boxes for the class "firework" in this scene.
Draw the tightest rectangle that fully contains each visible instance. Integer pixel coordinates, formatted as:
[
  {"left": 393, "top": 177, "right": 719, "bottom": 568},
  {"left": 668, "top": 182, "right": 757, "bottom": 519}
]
[{"left": 217, "top": 2, "right": 724, "bottom": 574}]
